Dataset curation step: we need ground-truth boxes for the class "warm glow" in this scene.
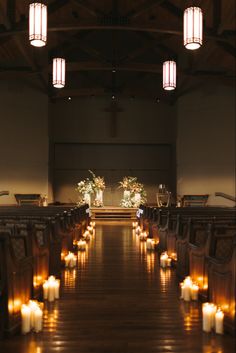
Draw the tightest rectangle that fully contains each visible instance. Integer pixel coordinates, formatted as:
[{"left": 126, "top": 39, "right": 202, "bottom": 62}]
[
  {"left": 33, "top": 275, "right": 43, "bottom": 287},
  {"left": 163, "top": 61, "right": 176, "bottom": 90},
  {"left": 184, "top": 7, "right": 203, "bottom": 50},
  {"left": 29, "top": 3, "right": 47, "bottom": 47},
  {"left": 53, "top": 58, "right": 66, "bottom": 88}
]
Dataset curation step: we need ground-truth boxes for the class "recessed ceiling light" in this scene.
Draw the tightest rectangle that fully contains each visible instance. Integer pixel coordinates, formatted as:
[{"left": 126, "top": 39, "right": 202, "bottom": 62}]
[
  {"left": 112, "top": 95, "right": 115, "bottom": 100},
  {"left": 68, "top": 97, "right": 72, "bottom": 101}
]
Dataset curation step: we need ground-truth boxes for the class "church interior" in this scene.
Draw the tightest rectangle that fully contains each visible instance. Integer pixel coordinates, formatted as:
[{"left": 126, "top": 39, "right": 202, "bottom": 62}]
[{"left": 0, "top": 1, "right": 235, "bottom": 352}]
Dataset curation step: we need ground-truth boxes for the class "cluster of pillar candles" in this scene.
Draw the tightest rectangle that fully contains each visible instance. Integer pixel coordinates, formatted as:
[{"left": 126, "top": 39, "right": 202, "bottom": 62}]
[
  {"left": 180, "top": 276, "right": 199, "bottom": 301},
  {"left": 64, "top": 221, "right": 96, "bottom": 268},
  {"left": 202, "top": 303, "right": 224, "bottom": 334},
  {"left": 133, "top": 223, "right": 156, "bottom": 250},
  {"left": 21, "top": 300, "right": 43, "bottom": 334},
  {"left": 160, "top": 252, "right": 172, "bottom": 268},
  {"left": 43, "top": 276, "right": 60, "bottom": 302},
  {"left": 180, "top": 277, "right": 224, "bottom": 334}
]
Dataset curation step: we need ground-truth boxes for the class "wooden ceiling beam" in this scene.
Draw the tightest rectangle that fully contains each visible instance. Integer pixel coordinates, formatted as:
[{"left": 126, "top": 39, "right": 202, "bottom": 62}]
[
  {"left": 0, "top": 23, "right": 231, "bottom": 44},
  {"left": 6, "top": 0, "right": 16, "bottom": 27},
  {"left": 70, "top": 0, "right": 104, "bottom": 17},
  {"left": 0, "top": 2, "right": 48, "bottom": 93},
  {"left": 127, "top": 0, "right": 166, "bottom": 20},
  {"left": 213, "top": 0, "right": 222, "bottom": 33}
]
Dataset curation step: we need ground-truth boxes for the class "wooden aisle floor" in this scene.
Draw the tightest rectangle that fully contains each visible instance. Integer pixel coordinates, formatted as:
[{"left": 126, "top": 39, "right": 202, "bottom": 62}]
[{"left": 1, "top": 222, "right": 235, "bottom": 353}]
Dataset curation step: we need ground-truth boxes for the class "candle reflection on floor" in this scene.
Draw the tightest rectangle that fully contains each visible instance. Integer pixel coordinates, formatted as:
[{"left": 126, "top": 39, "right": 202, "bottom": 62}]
[
  {"left": 64, "top": 268, "right": 77, "bottom": 289},
  {"left": 180, "top": 300, "right": 200, "bottom": 332},
  {"left": 146, "top": 251, "right": 155, "bottom": 274},
  {"left": 159, "top": 268, "right": 172, "bottom": 292},
  {"left": 77, "top": 249, "right": 89, "bottom": 268},
  {"left": 43, "top": 302, "right": 59, "bottom": 333}
]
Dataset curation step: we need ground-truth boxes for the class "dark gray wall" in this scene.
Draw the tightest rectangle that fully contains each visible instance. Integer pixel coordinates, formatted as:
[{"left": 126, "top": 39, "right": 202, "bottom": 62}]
[
  {"left": 0, "top": 78, "right": 49, "bottom": 205},
  {"left": 177, "top": 83, "right": 236, "bottom": 206},
  {"left": 50, "top": 97, "right": 176, "bottom": 205}
]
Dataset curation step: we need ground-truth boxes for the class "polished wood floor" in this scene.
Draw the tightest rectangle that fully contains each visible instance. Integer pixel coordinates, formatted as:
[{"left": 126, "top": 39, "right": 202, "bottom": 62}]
[{"left": 1, "top": 223, "right": 235, "bottom": 353}]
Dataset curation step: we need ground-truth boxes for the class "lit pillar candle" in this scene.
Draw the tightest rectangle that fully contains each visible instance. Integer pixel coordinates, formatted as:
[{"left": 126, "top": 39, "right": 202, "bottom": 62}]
[
  {"left": 33, "top": 307, "right": 43, "bottom": 333},
  {"left": 78, "top": 240, "right": 86, "bottom": 251},
  {"left": 48, "top": 282, "right": 55, "bottom": 302},
  {"left": 146, "top": 238, "right": 155, "bottom": 250},
  {"left": 54, "top": 279, "right": 60, "bottom": 299},
  {"left": 180, "top": 282, "right": 184, "bottom": 299},
  {"left": 160, "top": 252, "right": 169, "bottom": 268},
  {"left": 202, "top": 303, "right": 216, "bottom": 332},
  {"left": 182, "top": 276, "right": 192, "bottom": 301},
  {"left": 140, "top": 231, "right": 148, "bottom": 241},
  {"left": 43, "top": 281, "right": 49, "bottom": 300},
  {"left": 191, "top": 283, "right": 199, "bottom": 301},
  {"left": 215, "top": 309, "right": 224, "bottom": 334},
  {"left": 83, "top": 230, "right": 91, "bottom": 241},
  {"left": 21, "top": 304, "right": 31, "bottom": 334},
  {"left": 135, "top": 226, "right": 141, "bottom": 235},
  {"left": 29, "top": 300, "right": 38, "bottom": 329},
  {"left": 87, "top": 226, "right": 93, "bottom": 235}
]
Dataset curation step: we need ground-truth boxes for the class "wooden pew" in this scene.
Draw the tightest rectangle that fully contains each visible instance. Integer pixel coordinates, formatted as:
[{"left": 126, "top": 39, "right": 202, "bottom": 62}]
[
  {"left": 207, "top": 225, "right": 236, "bottom": 334},
  {"left": 0, "top": 229, "right": 33, "bottom": 336}
]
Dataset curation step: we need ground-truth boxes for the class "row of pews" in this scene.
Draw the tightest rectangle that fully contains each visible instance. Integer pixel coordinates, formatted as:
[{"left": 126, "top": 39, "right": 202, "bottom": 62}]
[
  {"left": 0, "top": 204, "right": 90, "bottom": 338},
  {"left": 139, "top": 205, "right": 236, "bottom": 335}
]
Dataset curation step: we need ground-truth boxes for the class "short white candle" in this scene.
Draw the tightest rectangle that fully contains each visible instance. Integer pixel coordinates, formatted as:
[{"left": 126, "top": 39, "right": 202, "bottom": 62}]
[
  {"left": 139, "top": 232, "right": 147, "bottom": 240},
  {"left": 191, "top": 283, "right": 199, "bottom": 301},
  {"left": 78, "top": 240, "right": 86, "bottom": 251},
  {"left": 215, "top": 309, "right": 224, "bottom": 334},
  {"left": 160, "top": 252, "right": 169, "bottom": 268},
  {"left": 167, "top": 258, "right": 172, "bottom": 267},
  {"left": 146, "top": 239, "right": 155, "bottom": 250},
  {"left": 21, "top": 304, "right": 31, "bottom": 334},
  {"left": 43, "top": 282, "right": 49, "bottom": 300}
]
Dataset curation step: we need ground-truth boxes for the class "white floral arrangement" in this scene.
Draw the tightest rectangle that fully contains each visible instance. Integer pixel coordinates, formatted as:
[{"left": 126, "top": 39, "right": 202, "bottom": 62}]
[
  {"left": 89, "top": 170, "right": 106, "bottom": 191},
  {"left": 76, "top": 179, "right": 94, "bottom": 194},
  {"left": 119, "top": 176, "right": 147, "bottom": 207}
]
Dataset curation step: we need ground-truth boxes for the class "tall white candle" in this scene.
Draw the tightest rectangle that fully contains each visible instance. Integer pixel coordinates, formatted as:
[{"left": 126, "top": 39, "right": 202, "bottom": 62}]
[
  {"left": 202, "top": 303, "right": 216, "bottom": 332},
  {"left": 21, "top": 304, "right": 31, "bottom": 334},
  {"left": 54, "top": 279, "right": 60, "bottom": 299},
  {"left": 33, "top": 307, "right": 43, "bottom": 333},
  {"left": 182, "top": 277, "right": 192, "bottom": 301},
  {"left": 48, "top": 281, "right": 55, "bottom": 302},
  {"left": 29, "top": 300, "right": 39, "bottom": 329},
  {"left": 215, "top": 309, "right": 224, "bottom": 334}
]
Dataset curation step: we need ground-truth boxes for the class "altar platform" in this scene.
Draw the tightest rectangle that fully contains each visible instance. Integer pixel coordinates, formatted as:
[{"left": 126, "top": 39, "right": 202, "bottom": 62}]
[{"left": 90, "top": 206, "right": 138, "bottom": 220}]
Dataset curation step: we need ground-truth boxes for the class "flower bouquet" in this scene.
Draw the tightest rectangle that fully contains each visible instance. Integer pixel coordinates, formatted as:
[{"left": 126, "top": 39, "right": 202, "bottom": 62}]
[
  {"left": 119, "top": 176, "right": 146, "bottom": 207},
  {"left": 89, "top": 170, "right": 106, "bottom": 207},
  {"left": 76, "top": 178, "right": 94, "bottom": 206}
]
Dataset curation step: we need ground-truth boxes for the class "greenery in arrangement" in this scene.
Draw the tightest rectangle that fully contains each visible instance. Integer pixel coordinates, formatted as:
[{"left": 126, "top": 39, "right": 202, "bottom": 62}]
[
  {"left": 119, "top": 176, "right": 147, "bottom": 207},
  {"left": 76, "top": 170, "right": 106, "bottom": 206},
  {"left": 89, "top": 170, "right": 106, "bottom": 191}
]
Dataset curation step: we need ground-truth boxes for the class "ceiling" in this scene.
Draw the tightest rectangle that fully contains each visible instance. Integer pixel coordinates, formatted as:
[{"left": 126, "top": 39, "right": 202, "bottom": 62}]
[{"left": 0, "top": 0, "right": 235, "bottom": 103}]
